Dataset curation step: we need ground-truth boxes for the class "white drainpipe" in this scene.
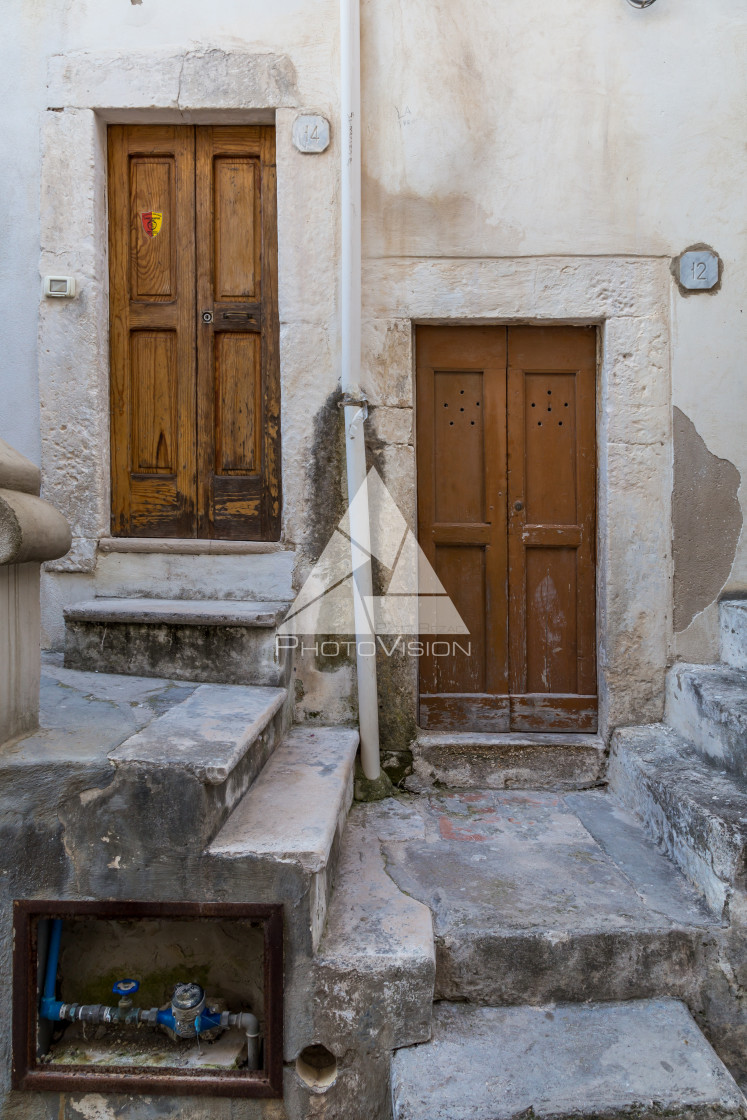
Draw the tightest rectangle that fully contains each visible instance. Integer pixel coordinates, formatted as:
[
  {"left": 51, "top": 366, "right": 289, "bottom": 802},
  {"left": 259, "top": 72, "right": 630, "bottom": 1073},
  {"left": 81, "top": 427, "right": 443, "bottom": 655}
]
[{"left": 340, "top": 0, "right": 381, "bottom": 780}]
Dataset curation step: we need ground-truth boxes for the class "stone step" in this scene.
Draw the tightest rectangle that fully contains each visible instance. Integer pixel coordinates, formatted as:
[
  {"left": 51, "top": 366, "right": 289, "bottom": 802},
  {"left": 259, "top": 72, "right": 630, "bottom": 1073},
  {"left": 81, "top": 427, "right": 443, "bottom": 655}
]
[
  {"left": 380, "top": 787, "right": 712, "bottom": 1006},
  {"left": 208, "top": 725, "right": 359, "bottom": 956},
  {"left": 608, "top": 723, "right": 747, "bottom": 916},
  {"left": 95, "top": 537, "right": 296, "bottom": 602},
  {"left": 63, "top": 598, "right": 291, "bottom": 687},
  {"left": 311, "top": 799, "right": 435, "bottom": 1057},
  {"left": 666, "top": 662, "right": 747, "bottom": 775},
  {"left": 410, "top": 731, "right": 605, "bottom": 791},
  {"left": 58, "top": 680, "right": 290, "bottom": 878},
  {"left": 391, "top": 999, "right": 747, "bottom": 1120},
  {"left": 721, "top": 598, "right": 747, "bottom": 671}
]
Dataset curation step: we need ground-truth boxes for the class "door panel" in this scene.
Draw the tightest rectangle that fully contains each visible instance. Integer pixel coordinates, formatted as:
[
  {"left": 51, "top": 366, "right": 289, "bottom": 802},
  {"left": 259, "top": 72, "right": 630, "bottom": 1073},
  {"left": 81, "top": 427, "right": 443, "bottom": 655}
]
[
  {"left": 507, "top": 326, "right": 597, "bottom": 730},
  {"left": 129, "top": 158, "right": 175, "bottom": 300},
  {"left": 130, "top": 331, "right": 178, "bottom": 473},
  {"left": 109, "top": 124, "right": 280, "bottom": 540},
  {"left": 196, "top": 126, "right": 280, "bottom": 540},
  {"left": 416, "top": 327, "right": 510, "bottom": 731},
  {"left": 214, "top": 333, "right": 261, "bottom": 474},
  {"left": 416, "top": 325, "right": 597, "bottom": 733},
  {"left": 109, "top": 125, "right": 196, "bottom": 538}
]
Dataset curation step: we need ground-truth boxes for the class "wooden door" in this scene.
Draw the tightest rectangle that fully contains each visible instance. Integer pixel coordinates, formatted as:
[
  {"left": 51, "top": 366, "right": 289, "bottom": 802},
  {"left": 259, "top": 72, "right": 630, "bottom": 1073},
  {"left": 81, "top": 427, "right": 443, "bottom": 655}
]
[
  {"left": 108, "top": 125, "right": 280, "bottom": 540},
  {"left": 416, "top": 325, "right": 597, "bottom": 732}
]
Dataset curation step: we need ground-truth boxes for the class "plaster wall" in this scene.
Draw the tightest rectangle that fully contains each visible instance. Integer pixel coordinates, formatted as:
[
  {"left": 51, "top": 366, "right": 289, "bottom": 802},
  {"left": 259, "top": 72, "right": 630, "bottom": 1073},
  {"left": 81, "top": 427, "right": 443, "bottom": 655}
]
[{"left": 0, "top": 0, "right": 744, "bottom": 702}]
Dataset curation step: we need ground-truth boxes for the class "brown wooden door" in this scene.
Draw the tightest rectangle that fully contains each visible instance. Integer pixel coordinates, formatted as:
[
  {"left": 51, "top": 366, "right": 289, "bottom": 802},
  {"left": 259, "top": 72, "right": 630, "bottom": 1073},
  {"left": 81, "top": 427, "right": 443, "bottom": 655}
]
[
  {"left": 108, "top": 125, "right": 280, "bottom": 540},
  {"left": 416, "top": 325, "right": 597, "bottom": 732}
]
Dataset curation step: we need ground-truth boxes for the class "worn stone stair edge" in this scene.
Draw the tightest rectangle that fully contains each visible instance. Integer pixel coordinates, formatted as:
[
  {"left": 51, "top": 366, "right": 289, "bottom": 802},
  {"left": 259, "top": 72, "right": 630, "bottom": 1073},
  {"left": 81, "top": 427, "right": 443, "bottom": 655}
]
[
  {"left": 417, "top": 732, "right": 606, "bottom": 749},
  {"left": 410, "top": 731, "right": 606, "bottom": 791},
  {"left": 64, "top": 597, "right": 289, "bottom": 627},
  {"left": 109, "top": 683, "right": 288, "bottom": 783},
  {"left": 610, "top": 725, "right": 747, "bottom": 866},
  {"left": 208, "top": 726, "right": 359, "bottom": 873},
  {"left": 666, "top": 662, "right": 747, "bottom": 771},
  {"left": 391, "top": 998, "right": 747, "bottom": 1120},
  {"left": 312, "top": 808, "right": 436, "bottom": 1052},
  {"left": 608, "top": 724, "right": 747, "bottom": 912}
]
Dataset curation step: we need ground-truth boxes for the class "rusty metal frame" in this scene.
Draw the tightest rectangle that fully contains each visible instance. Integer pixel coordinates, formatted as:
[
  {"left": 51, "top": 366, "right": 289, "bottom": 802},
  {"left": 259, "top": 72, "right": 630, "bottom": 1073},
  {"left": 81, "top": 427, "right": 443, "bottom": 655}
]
[{"left": 12, "top": 900, "right": 284, "bottom": 1099}]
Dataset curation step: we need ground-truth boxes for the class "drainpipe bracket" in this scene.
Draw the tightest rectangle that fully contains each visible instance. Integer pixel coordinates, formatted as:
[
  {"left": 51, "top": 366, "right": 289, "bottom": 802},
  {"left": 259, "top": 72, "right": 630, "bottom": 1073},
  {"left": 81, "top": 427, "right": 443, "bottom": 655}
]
[{"left": 338, "top": 390, "right": 368, "bottom": 413}]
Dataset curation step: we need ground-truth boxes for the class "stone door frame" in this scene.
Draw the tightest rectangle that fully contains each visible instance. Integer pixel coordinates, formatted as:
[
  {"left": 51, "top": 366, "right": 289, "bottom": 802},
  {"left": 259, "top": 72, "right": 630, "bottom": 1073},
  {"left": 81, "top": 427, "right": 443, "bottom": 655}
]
[
  {"left": 38, "top": 48, "right": 333, "bottom": 573},
  {"left": 363, "top": 257, "right": 673, "bottom": 735}
]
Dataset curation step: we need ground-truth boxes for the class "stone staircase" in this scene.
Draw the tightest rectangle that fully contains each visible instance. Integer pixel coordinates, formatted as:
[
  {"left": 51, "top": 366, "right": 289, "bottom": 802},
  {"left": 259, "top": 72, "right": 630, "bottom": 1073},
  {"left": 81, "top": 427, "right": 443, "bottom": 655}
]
[
  {"left": 6, "top": 598, "right": 747, "bottom": 1118},
  {"left": 0, "top": 653, "right": 360, "bottom": 1114},
  {"left": 385, "top": 598, "right": 747, "bottom": 1119},
  {"left": 60, "top": 539, "right": 296, "bottom": 687},
  {"left": 609, "top": 597, "right": 747, "bottom": 921}
]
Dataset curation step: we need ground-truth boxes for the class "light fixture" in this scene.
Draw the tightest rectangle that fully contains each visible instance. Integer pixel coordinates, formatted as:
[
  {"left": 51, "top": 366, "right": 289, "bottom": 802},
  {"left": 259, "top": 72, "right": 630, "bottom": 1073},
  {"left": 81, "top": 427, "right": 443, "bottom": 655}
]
[{"left": 627, "top": 0, "right": 658, "bottom": 7}]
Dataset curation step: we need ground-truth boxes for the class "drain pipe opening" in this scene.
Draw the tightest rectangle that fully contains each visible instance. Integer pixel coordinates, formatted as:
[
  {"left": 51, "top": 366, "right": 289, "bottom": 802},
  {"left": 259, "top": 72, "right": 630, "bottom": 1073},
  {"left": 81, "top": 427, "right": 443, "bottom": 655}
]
[{"left": 296, "top": 1043, "right": 338, "bottom": 1089}]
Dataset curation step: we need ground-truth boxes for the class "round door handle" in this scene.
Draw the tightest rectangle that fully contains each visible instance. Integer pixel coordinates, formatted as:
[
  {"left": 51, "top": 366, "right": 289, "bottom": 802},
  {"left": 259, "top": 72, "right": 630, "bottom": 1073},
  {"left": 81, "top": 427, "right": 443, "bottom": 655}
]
[
  {"left": 201, "top": 311, "right": 213, "bottom": 324},
  {"left": 514, "top": 501, "right": 524, "bottom": 512}
]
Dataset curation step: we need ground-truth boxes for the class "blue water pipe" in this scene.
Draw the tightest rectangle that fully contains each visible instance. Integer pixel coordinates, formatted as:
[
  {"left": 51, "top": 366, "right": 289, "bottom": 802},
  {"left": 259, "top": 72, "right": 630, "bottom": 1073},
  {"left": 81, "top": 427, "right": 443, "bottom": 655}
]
[
  {"left": 38, "top": 919, "right": 260, "bottom": 1067},
  {"left": 40, "top": 918, "right": 62, "bottom": 1020}
]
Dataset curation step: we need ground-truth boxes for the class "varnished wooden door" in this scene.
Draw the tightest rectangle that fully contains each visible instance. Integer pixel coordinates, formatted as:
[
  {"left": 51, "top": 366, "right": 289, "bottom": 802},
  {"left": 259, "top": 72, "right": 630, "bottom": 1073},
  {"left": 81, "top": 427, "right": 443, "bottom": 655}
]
[
  {"left": 416, "top": 325, "right": 597, "bottom": 732},
  {"left": 108, "top": 125, "right": 280, "bottom": 540}
]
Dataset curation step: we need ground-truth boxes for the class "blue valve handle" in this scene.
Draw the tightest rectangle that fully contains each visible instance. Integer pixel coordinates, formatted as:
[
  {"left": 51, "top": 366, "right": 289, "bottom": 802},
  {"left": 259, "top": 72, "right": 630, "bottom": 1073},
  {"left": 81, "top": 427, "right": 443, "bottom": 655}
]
[{"left": 113, "top": 979, "right": 140, "bottom": 995}]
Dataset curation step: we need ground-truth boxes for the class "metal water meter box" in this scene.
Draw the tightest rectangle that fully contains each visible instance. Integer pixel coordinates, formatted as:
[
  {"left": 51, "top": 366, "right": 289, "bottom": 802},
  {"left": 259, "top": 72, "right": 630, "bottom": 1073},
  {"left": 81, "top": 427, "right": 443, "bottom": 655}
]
[{"left": 12, "top": 900, "right": 283, "bottom": 1099}]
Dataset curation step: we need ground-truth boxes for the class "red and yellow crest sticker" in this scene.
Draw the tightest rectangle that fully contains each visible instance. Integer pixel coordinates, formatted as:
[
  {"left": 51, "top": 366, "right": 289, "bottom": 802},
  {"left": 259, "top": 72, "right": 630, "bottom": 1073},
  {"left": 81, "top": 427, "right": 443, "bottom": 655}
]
[{"left": 140, "top": 211, "right": 163, "bottom": 238}]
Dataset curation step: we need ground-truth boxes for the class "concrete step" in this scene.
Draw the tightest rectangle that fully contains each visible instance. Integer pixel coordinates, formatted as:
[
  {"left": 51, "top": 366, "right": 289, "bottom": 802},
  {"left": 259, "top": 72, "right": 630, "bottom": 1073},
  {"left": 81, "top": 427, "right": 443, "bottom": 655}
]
[
  {"left": 409, "top": 731, "right": 606, "bottom": 791},
  {"left": 95, "top": 537, "right": 296, "bottom": 602},
  {"left": 208, "top": 725, "right": 359, "bottom": 956},
  {"left": 58, "top": 679, "right": 290, "bottom": 877},
  {"left": 391, "top": 999, "right": 747, "bottom": 1120},
  {"left": 721, "top": 599, "right": 747, "bottom": 671},
  {"left": 608, "top": 723, "right": 747, "bottom": 916},
  {"left": 380, "top": 787, "right": 712, "bottom": 1006},
  {"left": 312, "top": 799, "right": 435, "bottom": 1060},
  {"left": 666, "top": 662, "right": 747, "bottom": 776},
  {"left": 63, "top": 598, "right": 290, "bottom": 687}
]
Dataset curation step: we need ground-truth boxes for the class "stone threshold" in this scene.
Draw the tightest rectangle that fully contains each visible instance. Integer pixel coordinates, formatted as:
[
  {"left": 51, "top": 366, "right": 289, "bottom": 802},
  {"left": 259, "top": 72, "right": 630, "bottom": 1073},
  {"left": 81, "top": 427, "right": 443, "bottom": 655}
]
[{"left": 97, "top": 536, "right": 294, "bottom": 556}]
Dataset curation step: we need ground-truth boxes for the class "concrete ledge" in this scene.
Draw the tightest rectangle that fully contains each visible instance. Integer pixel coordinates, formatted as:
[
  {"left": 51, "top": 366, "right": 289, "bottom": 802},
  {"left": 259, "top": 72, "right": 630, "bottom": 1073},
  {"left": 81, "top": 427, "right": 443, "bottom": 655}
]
[
  {"left": 410, "top": 731, "right": 606, "bottom": 791},
  {"left": 391, "top": 999, "right": 747, "bottom": 1120}
]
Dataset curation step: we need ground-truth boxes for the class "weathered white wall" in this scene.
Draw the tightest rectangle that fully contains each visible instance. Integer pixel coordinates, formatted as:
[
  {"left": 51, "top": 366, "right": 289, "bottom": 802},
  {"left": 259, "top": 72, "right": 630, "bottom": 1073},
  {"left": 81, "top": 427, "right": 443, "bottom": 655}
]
[
  {"left": 359, "top": 0, "right": 747, "bottom": 657},
  {"left": 1, "top": 0, "right": 745, "bottom": 686}
]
